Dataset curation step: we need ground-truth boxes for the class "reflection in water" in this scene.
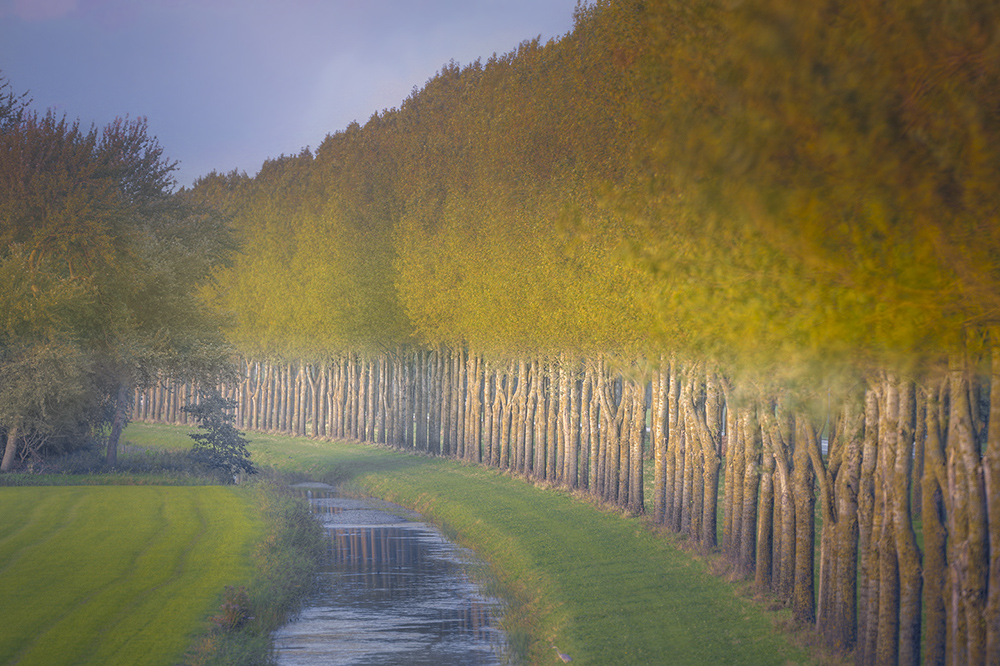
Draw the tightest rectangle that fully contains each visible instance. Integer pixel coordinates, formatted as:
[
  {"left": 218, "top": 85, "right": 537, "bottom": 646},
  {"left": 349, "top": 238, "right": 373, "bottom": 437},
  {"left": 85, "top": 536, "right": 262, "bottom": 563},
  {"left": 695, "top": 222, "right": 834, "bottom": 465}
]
[{"left": 274, "top": 487, "right": 508, "bottom": 666}]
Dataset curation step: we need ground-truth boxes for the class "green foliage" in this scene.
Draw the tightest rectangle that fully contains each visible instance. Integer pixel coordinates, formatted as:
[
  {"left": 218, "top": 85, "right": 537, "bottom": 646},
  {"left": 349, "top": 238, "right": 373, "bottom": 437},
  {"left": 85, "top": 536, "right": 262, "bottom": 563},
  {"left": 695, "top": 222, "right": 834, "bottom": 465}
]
[
  {"left": 184, "top": 393, "right": 256, "bottom": 481},
  {"left": 0, "top": 101, "right": 237, "bottom": 463},
  {"left": 630, "top": 0, "right": 1000, "bottom": 377}
]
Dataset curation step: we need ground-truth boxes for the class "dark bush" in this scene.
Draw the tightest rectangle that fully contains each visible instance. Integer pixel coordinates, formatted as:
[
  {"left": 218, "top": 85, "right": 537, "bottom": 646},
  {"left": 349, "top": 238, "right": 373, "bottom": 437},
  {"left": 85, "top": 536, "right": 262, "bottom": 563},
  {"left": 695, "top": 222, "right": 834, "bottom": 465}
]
[{"left": 183, "top": 392, "right": 256, "bottom": 482}]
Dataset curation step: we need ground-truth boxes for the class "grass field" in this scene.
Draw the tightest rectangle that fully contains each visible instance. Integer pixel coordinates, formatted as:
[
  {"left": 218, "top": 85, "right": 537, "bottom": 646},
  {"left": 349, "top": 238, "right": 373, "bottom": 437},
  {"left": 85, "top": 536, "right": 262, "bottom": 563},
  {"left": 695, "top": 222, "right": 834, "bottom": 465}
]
[
  {"left": 0, "top": 485, "right": 261, "bottom": 666},
  {"left": 123, "top": 422, "right": 814, "bottom": 666}
]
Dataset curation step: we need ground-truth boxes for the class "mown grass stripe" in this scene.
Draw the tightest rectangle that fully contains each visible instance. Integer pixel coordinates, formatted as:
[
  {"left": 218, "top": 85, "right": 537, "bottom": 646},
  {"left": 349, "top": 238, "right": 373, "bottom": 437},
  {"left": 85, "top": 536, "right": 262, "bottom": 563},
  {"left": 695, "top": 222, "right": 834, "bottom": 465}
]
[
  {"left": 92, "top": 490, "right": 251, "bottom": 666},
  {"left": 0, "top": 486, "right": 259, "bottom": 666},
  {"left": 0, "top": 490, "right": 86, "bottom": 579}
]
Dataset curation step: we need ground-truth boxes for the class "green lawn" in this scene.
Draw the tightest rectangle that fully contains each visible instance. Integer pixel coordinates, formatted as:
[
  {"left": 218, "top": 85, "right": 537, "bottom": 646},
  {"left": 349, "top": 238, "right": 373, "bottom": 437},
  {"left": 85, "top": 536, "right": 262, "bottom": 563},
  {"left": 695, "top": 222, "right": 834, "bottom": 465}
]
[
  {"left": 123, "top": 422, "right": 813, "bottom": 665},
  {"left": 0, "top": 485, "right": 261, "bottom": 666}
]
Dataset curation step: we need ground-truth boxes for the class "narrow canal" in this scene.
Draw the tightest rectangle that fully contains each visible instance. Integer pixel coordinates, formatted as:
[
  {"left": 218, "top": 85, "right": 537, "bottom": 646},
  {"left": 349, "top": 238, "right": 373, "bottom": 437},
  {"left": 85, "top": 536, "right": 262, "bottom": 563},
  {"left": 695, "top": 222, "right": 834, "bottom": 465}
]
[{"left": 274, "top": 483, "right": 510, "bottom": 665}]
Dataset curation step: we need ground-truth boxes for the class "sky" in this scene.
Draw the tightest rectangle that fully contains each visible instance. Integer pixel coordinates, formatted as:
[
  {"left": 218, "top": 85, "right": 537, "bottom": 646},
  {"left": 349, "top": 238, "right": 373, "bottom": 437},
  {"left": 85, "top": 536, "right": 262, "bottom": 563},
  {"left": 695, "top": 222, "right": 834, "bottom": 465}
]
[{"left": 0, "top": 0, "right": 582, "bottom": 188}]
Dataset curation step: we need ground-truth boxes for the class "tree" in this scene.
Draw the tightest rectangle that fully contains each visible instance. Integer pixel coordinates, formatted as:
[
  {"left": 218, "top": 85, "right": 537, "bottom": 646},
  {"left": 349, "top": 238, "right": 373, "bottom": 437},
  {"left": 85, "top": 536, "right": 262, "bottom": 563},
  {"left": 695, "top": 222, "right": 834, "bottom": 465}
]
[
  {"left": 184, "top": 391, "right": 256, "bottom": 482},
  {"left": 0, "top": 108, "right": 236, "bottom": 468},
  {"left": 0, "top": 71, "right": 29, "bottom": 130}
]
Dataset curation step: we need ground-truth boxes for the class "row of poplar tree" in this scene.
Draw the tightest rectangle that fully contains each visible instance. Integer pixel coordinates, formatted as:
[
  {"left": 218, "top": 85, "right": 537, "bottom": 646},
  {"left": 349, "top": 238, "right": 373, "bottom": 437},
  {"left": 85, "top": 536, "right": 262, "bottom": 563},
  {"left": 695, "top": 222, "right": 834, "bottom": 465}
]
[{"left": 130, "top": 1, "right": 999, "bottom": 665}]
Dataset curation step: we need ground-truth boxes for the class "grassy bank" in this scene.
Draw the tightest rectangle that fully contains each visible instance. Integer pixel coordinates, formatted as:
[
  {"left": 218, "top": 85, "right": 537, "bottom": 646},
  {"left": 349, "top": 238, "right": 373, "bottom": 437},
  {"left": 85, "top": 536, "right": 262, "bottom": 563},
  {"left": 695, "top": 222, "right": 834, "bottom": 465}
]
[
  {"left": 0, "top": 485, "right": 260, "bottom": 666},
  {"left": 184, "top": 480, "right": 323, "bottom": 666},
  {"left": 123, "top": 422, "right": 813, "bottom": 666}
]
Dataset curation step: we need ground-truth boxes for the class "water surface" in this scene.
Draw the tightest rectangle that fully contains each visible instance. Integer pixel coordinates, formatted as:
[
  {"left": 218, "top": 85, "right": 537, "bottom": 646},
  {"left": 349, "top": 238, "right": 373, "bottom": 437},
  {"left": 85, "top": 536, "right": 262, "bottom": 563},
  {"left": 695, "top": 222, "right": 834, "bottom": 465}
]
[{"left": 274, "top": 485, "right": 508, "bottom": 666}]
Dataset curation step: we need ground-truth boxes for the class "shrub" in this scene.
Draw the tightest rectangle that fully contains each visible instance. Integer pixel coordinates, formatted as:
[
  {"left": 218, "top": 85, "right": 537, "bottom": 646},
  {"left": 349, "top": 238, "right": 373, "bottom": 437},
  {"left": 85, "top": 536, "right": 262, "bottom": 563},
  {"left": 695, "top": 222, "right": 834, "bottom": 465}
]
[{"left": 183, "top": 392, "right": 256, "bottom": 482}]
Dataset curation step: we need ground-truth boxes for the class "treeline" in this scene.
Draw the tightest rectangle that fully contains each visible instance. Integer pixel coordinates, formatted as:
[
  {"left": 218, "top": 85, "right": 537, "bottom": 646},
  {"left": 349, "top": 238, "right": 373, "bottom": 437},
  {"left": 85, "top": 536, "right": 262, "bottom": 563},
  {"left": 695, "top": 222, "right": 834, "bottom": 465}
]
[{"left": 110, "top": 0, "right": 1000, "bottom": 665}]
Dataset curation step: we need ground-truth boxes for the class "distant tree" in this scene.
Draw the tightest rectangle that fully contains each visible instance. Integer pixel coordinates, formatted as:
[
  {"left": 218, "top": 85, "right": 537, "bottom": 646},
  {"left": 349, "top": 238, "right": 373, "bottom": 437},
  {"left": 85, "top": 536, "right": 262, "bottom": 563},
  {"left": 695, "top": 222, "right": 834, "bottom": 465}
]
[{"left": 0, "top": 71, "right": 29, "bottom": 130}]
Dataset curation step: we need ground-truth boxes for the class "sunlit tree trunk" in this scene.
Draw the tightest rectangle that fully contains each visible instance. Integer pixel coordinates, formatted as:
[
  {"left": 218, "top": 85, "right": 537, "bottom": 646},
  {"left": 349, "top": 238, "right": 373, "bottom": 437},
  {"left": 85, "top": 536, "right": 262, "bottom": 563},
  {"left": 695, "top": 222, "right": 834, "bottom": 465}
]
[
  {"left": 987, "top": 330, "right": 1000, "bottom": 666},
  {"left": 628, "top": 379, "right": 645, "bottom": 515},
  {"left": 668, "top": 364, "right": 683, "bottom": 532},
  {"left": 547, "top": 359, "right": 559, "bottom": 482},
  {"left": 618, "top": 379, "right": 632, "bottom": 507},
  {"left": 579, "top": 366, "right": 592, "bottom": 489},
  {"left": 738, "top": 407, "right": 761, "bottom": 577},
  {"left": 514, "top": 358, "right": 528, "bottom": 472},
  {"left": 534, "top": 358, "right": 548, "bottom": 479},
  {"left": 569, "top": 360, "right": 582, "bottom": 488},
  {"left": 467, "top": 353, "right": 483, "bottom": 463},
  {"left": 792, "top": 417, "right": 816, "bottom": 625},
  {"left": 857, "top": 386, "right": 880, "bottom": 665},
  {"left": 756, "top": 419, "right": 776, "bottom": 592},
  {"left": 652, "top": 357, "right": 669, "bottom": 524},
  {"left": 723, "top": 383, "right": 743, "bottom": 560},
  {"left": 456, "top": 349, "right": 467, "bottom": 458},
  {"left": 948, "top": 354, "right": 988, "bottom": 665},
  {"left": 763, "top": 403, "right": 795, "bottom": 604},
  {"left": 828, "top": 393, "right": 863, "bottom": 653},
  {"left": 891, "top": 377, "right": 921, "bottom": 666}
]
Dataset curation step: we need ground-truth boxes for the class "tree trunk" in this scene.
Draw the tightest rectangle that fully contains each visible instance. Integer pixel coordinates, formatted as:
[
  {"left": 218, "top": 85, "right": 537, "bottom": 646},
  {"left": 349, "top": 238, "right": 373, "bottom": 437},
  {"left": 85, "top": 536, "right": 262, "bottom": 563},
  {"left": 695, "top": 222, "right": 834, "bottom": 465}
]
[
  {"left": 949, "top": 355, "right": 988, "bottom": 665},
  {"left": 875, "top": 375, "right": 901, "bottom": 666},
  {"left": 986, "top": 330, "right": 1000, "bottom": 666},
  {"left": 892, "top": 378, "right": 921, "bottom": 666},
  {"left": 756, "top": 419, "right": 776, "bottom": 592},
  {"left": 922, "top": 381, "right": 948, "bottom": 666},
  {"left": 828, "top": 393, "right": 864, "bottom": 653},
  {"left": 1, "top": 424, "right": 19, "bottom": 472},
  {"left": 652, "top": 357, "right": 669, "bottom": 524},
  {"left": 106, "top": 383, "right": 131, "bottom": 466},
  {"left": 763, "top": 403, "right": 796, "bottom": 604},
  {"left": 668, "top": 363, "right": 683, "bottom": 532},
  {"left": 569, "top": 360, "right": 582, "bottom": 488},
  {"left": 629, "top": 379, "right": 645, "bottom": 515},
  {"left": 738, "top": 407, "right": 761, "bottom": 577},
  {"left": 724, "top": 387, "right": 744, "bottom": 560},
  {"left": 857, "top": 386, "right": 881, "bottom": 666},
  {"left": 547, "top": 359, "right": 559, "bottom": 482},
  {"left": 792, "top": 417, "right": 816, "bottom": 625}
]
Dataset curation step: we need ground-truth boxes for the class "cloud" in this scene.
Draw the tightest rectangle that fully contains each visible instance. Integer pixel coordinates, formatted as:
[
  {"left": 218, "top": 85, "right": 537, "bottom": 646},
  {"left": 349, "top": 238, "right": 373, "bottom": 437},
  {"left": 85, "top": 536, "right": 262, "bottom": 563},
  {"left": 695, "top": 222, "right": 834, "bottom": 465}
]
[{"left": 0, "top": 0, "right": 77, "bottom": 21}]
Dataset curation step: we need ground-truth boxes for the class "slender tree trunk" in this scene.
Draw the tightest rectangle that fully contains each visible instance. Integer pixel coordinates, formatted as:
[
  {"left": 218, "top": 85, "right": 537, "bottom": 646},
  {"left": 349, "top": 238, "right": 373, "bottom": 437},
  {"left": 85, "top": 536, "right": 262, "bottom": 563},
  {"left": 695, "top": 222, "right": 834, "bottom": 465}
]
[
  {"left": 106, "top": 383, "right": 131, "bottom": 466},
  {"left": 891, "top": 377, "right": 922, "bottom": 666},
  {"left": 534, "top": 358, "right": 547, "bottom": 479},
  {"left": 857, "top": 386, "right": 881, "bottom": 666},
  {"left": 756, "top": 420, "right": 776, "bottom": 592},
  {"left": 653, "top": 357, "right": 669, "bottom": 524},
  {"left": 629, "top": 379, "right": 645, "bottom": 515},
  {"left": 792, "top": 417, "right": 817, "bottom": 625},
  {"left": 724, "top": 386, "right": 743, "bottom": 559},
  {"left": 569, "top": 361, "right": 582, "bottom": 488},
  {"left": 547, "top": 360, "right": 559, "bottom": 482},
  {"left": 828, "top": 393, "right": 864, "bottom": 653},
  {"left": 483, "top": 361, "right": 495, "bottom": 465},
  {"left": 949, "top": 355, "right": 988, "bottom": 665},
  {"left": 668, "top": 364, "right": 683, "bottom": 532},
  {"left": 764, "top": 404, "right": 796, "bottom": 604},
  {"left": 738, "top": 407, "right": 761, "bottom": 577},
  {"left": 922, "top": 381, "right": 948, "bottom": 666},
  {"left": 986, "top": 330, "right": 1000, "bottom": 666}
]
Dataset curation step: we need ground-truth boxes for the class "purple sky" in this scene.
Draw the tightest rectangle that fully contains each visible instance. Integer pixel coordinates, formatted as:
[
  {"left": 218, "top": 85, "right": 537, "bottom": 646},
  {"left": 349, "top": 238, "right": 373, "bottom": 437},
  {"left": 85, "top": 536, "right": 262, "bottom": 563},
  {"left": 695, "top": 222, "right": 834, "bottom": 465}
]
[{"left": 0, "top": 0, "right": 581, "bottom": 188}]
